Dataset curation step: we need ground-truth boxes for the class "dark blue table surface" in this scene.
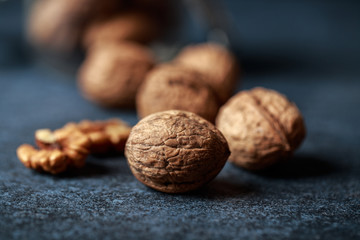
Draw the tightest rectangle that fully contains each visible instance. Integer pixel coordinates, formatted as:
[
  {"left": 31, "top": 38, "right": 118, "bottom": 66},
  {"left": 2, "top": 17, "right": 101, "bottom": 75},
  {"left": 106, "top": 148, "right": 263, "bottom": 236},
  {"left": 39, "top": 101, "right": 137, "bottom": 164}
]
[{"left": 1, "top": 1, "right": 359, "bottom": 239}]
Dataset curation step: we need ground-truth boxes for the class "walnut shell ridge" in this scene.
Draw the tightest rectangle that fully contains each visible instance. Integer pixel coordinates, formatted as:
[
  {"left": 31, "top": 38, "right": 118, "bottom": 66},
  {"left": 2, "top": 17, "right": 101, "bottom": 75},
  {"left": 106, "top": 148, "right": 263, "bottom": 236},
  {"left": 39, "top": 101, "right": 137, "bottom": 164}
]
[
  {"left": 175, "top": 43, "right": 239, "bottom": 104},
  {"left": 136, "top": 64, "right": 221, "bottom": 123},
  {"left": 125, "top": 110, "right": 230, "bottom": 193},
  {"left": 78, "top": 42, "right": 155, "bottom": 108},
  {"left": 216, "top": 87, "right": 306, "bottom": 170}
]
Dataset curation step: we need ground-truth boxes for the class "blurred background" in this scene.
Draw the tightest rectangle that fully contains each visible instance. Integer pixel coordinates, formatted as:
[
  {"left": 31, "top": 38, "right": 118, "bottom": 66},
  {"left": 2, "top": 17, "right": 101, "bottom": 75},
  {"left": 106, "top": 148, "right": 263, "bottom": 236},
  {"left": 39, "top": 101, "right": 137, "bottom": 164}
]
[
  {"left": 1, "top": 0, "right": 359, "bottom": 76},
  {"left": 1, "top": 0, "right": 360, "bottom": 146}
]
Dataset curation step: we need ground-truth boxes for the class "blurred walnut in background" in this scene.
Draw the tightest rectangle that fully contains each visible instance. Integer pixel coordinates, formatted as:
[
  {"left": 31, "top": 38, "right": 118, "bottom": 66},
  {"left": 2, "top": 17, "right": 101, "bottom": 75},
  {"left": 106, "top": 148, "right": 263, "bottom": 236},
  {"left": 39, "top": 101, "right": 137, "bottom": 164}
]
[
  {"left": 175, "top": 43, "right": 240, "bottom": 104},
  {"left": 78, "top": 42, "right": 155, "bottom": 108},
  {"left": 136, "top": 64, "right": 221, "bottom": 123},
  {"left": 27, "top": 0, "right": 173, "bottom": 55},
  {"left": 26, "top": 0, "right": 240, "bottom": 117},
  {"left": 27, "top": 0, "right": 122, "bottom": 54},
  {"left": 82, "top": 11, "right": 160, "bottom": 49}
]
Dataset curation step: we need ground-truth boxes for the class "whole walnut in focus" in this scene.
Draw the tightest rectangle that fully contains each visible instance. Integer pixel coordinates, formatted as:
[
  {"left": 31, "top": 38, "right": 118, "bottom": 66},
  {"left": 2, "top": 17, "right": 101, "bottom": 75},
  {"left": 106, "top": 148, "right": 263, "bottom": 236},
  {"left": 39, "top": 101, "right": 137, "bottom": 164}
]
[
  {"left": 125, "top": 110, "right": 230, "bottom": 193},
  {"left": 83, "top": 11, "right": 160, "bottom": 49},
  {"left": 175, "top": 43, "right": 240, "bottom": 104},
  {"left": 136, "top": 64, "right": 220, "bottom": 123},
  {"left": 216, "top": 87, "right": 306, "bottom": 170},
  {"left": 27, "top": 0, "right": 121, "bottom": 54},
  {"left": 78, "top": 42, "right": 156, "bottom": 108}
]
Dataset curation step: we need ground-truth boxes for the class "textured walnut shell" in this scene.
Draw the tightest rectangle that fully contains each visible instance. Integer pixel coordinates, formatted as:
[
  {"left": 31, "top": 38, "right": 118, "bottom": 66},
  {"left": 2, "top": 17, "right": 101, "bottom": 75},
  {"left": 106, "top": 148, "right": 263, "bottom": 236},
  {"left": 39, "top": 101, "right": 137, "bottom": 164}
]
[
  {"left": 83, "top": 11, "right": 159, "bottom": 49},
  {"left": 78, "top": 42, "right": 155, "bottom": 108},
  {"left": 175, "top": 43, "right": 240, "bottom": 104},
  {"left": 216, "top": 87, "right": 306, "bottom": 170},
  {"left": 136, "top": 64, "right": 221, "bottom": 123},
  {"left": 125, "top": 110, "right": 230, "bottom": 193},
  {"left": 27, "top": 0, "right": 120, "bottom": 54}
]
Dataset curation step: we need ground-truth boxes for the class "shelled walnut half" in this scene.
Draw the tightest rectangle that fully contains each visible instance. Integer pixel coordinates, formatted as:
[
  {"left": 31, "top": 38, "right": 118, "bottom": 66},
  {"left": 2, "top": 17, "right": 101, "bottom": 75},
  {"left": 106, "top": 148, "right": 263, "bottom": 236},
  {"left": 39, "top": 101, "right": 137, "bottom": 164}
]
[
  {"left": 65, "top": 119, "right": 131, "bottom": 154},
  {"left": 16, "top": 118, "right": 131, "bottom": 174},
  {"left": 17, "top": 128, "right": 91, "bottom": 174},
  {"left": 27, "top": 0, "right": 121, "bottom": 54}
]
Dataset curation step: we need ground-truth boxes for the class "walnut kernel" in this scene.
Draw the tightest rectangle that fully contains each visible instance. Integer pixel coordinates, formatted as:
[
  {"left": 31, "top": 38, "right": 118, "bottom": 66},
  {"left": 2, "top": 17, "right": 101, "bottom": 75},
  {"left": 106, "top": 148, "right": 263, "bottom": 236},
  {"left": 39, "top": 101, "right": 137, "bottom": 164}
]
[
  {"left": 17, "top": 144, "right": 67, "bottom": 174},
  {"left": 65, "top": 119, "right": 131, "bottom": 154},
  {"left": 17, "top": 128, "right": 91, "bottom": 174}
]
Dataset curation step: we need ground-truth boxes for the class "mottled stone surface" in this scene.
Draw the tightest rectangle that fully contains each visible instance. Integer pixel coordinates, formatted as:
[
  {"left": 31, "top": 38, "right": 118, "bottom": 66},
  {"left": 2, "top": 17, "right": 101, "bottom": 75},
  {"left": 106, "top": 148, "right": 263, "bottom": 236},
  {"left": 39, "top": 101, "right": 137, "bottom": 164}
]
[{"left": 1, "top": 63, "right": 359, "bottom": 239}]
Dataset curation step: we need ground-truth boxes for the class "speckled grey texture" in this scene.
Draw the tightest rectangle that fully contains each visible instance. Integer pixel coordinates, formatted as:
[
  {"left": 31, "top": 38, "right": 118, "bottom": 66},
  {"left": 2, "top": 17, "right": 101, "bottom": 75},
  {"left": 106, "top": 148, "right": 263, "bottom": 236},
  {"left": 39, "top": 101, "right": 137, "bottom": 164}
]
[{"left": 1, "top": 0, "right": 360, "bottom": 239}]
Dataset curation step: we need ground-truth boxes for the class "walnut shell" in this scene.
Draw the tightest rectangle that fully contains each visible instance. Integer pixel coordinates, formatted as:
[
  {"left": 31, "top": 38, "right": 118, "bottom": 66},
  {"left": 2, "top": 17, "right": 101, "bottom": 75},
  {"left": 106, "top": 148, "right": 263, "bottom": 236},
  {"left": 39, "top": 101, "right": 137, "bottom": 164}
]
[
  {"left": 136, "top": 64, "right": 221, "bottom": 123},
  {"left": 175, "top": 43, "right": 240, "bottom": 103},
  {"left": 125, "top": 110, "right": 230, "bottom": 193},
  {"left": 83, "top": 11, "right": 159, "bottom": 49},
  {"left": 27, "top": 0, "right": 120, "bottom": 54},
  {"left": 216, "top": 87, "right": 306, "bottom": 170},
  {"left": 78, "top": 42, "right": 155, "bottom": 108}
]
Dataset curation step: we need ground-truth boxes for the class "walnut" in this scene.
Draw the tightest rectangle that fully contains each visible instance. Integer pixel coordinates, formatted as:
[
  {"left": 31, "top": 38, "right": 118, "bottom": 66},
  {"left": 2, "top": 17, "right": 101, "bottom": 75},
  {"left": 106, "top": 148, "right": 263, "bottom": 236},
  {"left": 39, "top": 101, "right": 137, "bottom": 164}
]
[
  {"left": 83, "top": 11, "right": 160, "bottom": 49},
  {"left": 216, "top": 87, "right": 306, "bottom": 170},
  {"left": 175, "top": 43, "right": 240, "bottom": 104},
  {"left": 27, "top": 0, "right": 120, "bottom": 54},
  {"left": 78, "top": 41, "right": 155, "bottom": 108},
  {"left": 65, "top": 119, "right": 131, "bottom": 154},
  {"left": 125, "top": 110, "right": 230, "bottom": 193},
  {"left": 17, "top": 128, "right": 91, "bottom": 174},
  {"left": 136, "top": 64, "right": 221, "bottom": 123},
  {"left": 17, "top": 145, "right": 67, "bottom": 174}
]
